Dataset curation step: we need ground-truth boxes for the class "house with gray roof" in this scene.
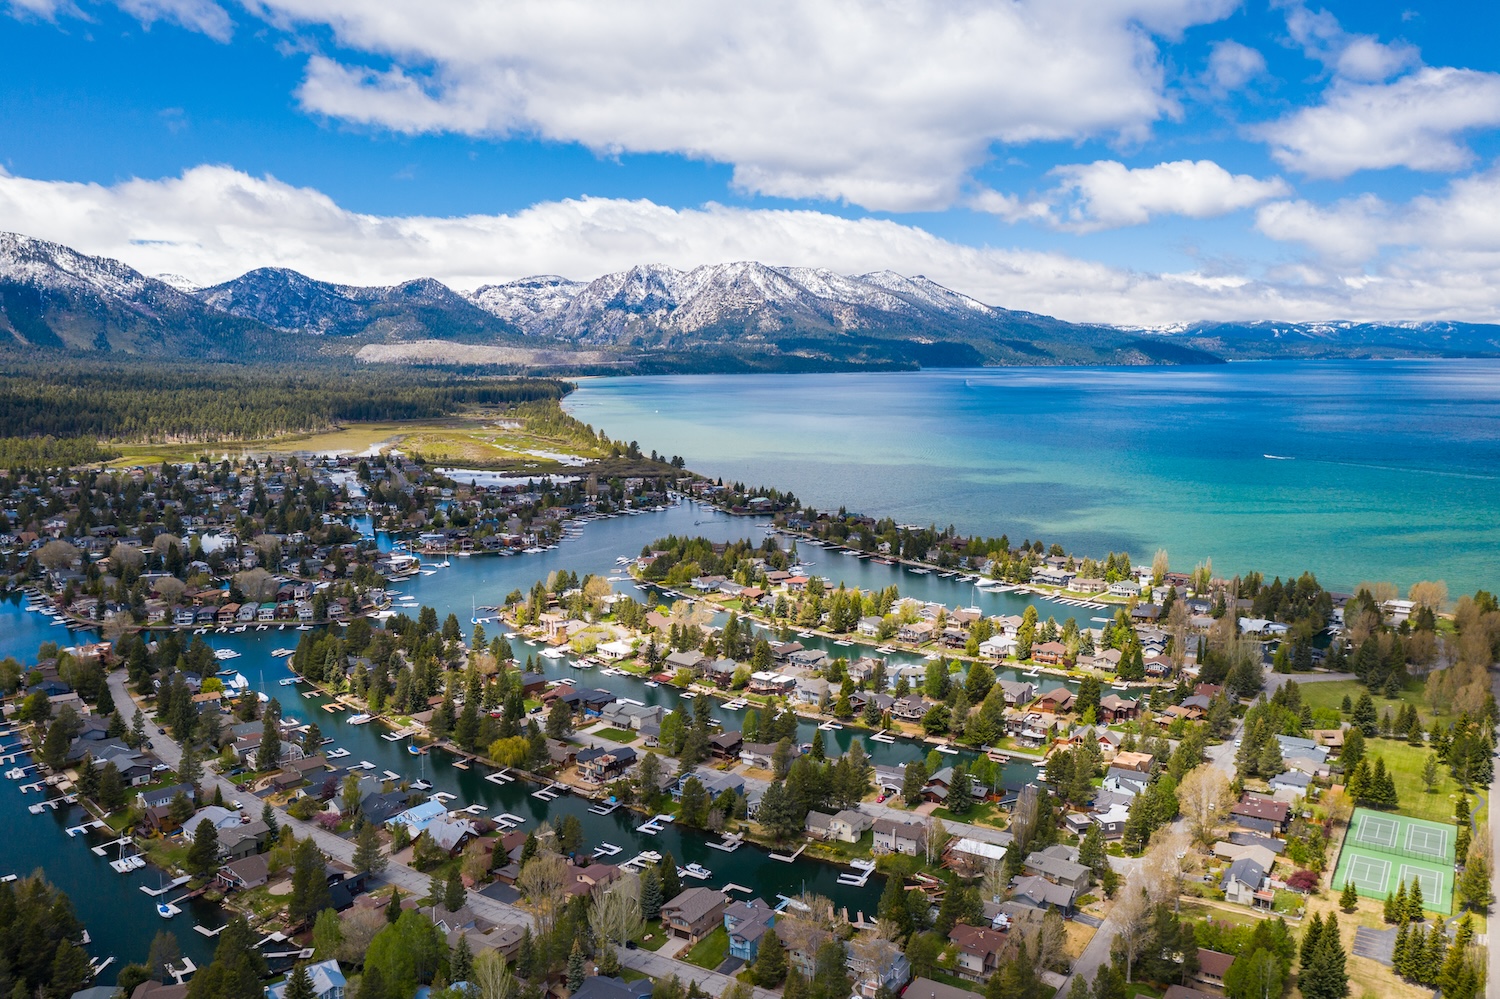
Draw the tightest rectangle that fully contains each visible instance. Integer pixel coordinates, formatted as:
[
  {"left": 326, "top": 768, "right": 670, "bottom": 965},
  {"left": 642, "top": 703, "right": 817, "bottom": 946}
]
[{"left": 1220, "top": 856, "right": 1268, "bottom": 907}]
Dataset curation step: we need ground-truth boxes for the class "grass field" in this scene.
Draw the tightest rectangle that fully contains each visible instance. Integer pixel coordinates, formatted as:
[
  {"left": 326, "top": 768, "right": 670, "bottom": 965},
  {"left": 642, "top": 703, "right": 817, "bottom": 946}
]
[
  {"left": 1298, "top": 678, "right": 1443, "bottom": 730},
  {"left": 684, "top": 926, "right": 730, "bottom": 969},
  {"left": 1362, "top": 739, "right": 1467, "bottom": 823},
  {"left": 592, "top": 727, "right": 639, "bottom": 743}
]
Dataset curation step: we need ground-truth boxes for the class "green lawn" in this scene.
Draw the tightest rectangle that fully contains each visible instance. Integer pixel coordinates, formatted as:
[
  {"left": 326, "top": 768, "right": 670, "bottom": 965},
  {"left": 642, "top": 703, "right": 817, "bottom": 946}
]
[
  {"left": 1363, "top": 738, "right": 1469, "bottom": 824},
  {"left": 934, "top": 800, "right": 1006, "bottom": 828},
  {"left": 684, "top": 926, "right": 729, "bottom": 969},
  {"left": 592, "top": 727, "right": 638, "bottom": 743},
  {"left": 1298, "top": 678, "right": 1445, "bottom": 729},
  {"left": 630, "top": 928, "right": 669, "bottom": 952}
]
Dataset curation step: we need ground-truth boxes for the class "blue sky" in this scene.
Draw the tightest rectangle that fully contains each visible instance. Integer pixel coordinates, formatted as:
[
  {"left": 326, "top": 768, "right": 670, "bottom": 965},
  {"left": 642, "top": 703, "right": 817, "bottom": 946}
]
[{"left": 2, "top": 0, "right": 1499, "bottom": 325}]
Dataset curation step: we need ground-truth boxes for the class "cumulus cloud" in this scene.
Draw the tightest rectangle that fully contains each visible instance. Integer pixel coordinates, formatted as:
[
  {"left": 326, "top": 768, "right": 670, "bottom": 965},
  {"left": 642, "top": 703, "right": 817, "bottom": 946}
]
[
  {"left": 1203, "top": 40, "right": 1267, "bottom": 93},
  {"left": 1257, "top": 164, "right": 1500, "bottom": 263},
  {"left": 3, "top": 163, "right": 1500, "bottom": 325},
  {"left": 1282, "top": 2, "right": 1418, "bottom": 82},
  {"left": 1044, "top": 159, "right": 1290, "bottom": 231},
  {"left": 1259, "top": 67, "right": 1500, "bottom": 178},
  {"left": 239, "top": 0, "right": 1244, "bottom": 211}
]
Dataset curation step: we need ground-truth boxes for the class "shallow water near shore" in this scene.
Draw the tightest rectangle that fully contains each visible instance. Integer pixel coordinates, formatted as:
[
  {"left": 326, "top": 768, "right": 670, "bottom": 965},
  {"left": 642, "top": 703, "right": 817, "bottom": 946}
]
[{"left": 564, "top": 358, "right": 1500, "bottom": 595}]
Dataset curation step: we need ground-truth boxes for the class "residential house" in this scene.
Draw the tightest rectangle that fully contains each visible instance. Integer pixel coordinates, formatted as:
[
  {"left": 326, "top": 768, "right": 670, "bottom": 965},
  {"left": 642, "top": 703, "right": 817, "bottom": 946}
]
[
  {"left": 893, "top": 696, "right": 929, "bottom": 721},
  {"left": 703, "top": 659, "right": 740, "bottom": 689},
  {"left": 1230, "top": 795, "right": 1291, "bottom": 835},
  {"left": 216, "top": 854, "right": 270, "bottom": 891},
  {"left": 1195, "top": 950, "right": 1235, "bottom": 991},
  {"left": 1098, "top": 694, "right": 1139, "bottom": 723},
  {"left": 903, "top": 979, "right": 985, "bottom": 999},
  {"left": 1220, "top": 857, "right": 1270, "bottom": 907},
  {"left": 847, "top": 934, "right": 911, "bottom": 998},
  {"left": 577, "top": 746, "right": 637, "bottom": 784},
  {"left": 1269, "top": 771, "right": 1311, "bottom": 794},
  {"left": 724, "top": 898, "right": 777, "bottom": 962},
  {"left": 660, "top": 887, "right": 728, "bottom": 942},
  {"left": 872, "top": 818, "right": 926, "bottom": 856},
  {"left": 1112, "top": 751, "right": 1155, "bottom": 774},
  {"left": 709, "top": 731, "right": 744, "bottom": 760},
  {"left": 1033, "top": 642, "right": 1070, "bottom": 666},
  {"left": 805, "top": 809, "right": 873, "bottom": 843},
  {"left": 1035, "top": 687, "right": 1075, "bottom": 713},
  {"left": 950, "top": 924, "right": 1009, "bottom": 982},
  {"left": 266, "top": 959, "right": 346, "bottom": 999},
  {"left": 600, "top": 701, "right": 663, "bottom": 731},
  {"left": 997, "top": 680, "right": 1035, "bottom": 707},
  {"left": 1009, "top": 875, "right": 1076, "bottom": 916},
  {"left": 1023, "top": 845, "right": 1091, "bottom": 890}
]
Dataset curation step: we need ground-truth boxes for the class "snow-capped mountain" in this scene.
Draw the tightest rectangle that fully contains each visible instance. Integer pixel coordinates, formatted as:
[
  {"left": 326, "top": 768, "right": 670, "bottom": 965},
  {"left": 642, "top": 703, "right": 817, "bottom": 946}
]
[
  {"left": 3, "top": 230, "right": 1499, "bottom": 367},
  {"left": 197, "top": 268, "right": 522, "bottom": 341},
  {"left": 467, "top": 261, "right": 1007, "bottom": 341},
  {"left": 0, "top": 232, "right": 264, "bottom": 356}
]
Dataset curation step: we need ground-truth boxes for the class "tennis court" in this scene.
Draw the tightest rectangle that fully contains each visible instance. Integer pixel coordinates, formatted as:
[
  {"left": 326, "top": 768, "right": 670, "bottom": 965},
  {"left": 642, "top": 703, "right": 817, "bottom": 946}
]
[{"left": 1331, "top": 808, "right": 1455, "bottom": 913}]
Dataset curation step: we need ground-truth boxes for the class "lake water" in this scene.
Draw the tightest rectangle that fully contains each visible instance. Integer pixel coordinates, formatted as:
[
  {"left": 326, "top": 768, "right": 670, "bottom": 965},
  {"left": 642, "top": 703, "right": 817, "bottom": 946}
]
[
  {"left": 3, "top": 500, "right": 1063, "bottom": 975},
  {"left": 564, "top": 360, "right": 1500, "bottom": 596}
]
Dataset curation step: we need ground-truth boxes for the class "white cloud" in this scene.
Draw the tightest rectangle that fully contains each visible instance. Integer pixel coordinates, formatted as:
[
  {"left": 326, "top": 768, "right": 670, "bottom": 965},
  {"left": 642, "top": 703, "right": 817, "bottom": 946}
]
[
  {"left": 1204, "top": 40, "right": 1266, "bottom": 93},
  {"left": 1259, "top": 67, "right": 1500, "bottom": 178},
  {"left": 1044, "top": 159, "right": 1291, "bottom": 231},
  {"left": 115, "top": 0, "right": 232, "bottom": 40},
  {"left": 241, "top": 0, "right": 1243, "bottom": 211},
  {"left": 1257, "top": 164, "right": 1500, "bottom": 263},
  {"left": 5, "top": 163, "right": 1500, "bottom": 326},
  {"left": 1282, "top": 2, "right": 1418, "bottom": 82}
]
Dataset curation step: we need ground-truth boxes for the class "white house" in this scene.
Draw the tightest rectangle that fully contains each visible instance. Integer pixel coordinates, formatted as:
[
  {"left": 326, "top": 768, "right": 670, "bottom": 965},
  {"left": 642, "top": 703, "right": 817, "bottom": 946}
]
[{"left": 266, "top": 959, "right": 346, "bottom": 999}]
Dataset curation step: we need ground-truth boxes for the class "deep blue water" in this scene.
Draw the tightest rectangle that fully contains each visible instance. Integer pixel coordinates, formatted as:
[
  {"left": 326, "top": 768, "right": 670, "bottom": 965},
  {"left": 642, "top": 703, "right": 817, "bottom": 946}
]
[{"left": 565, "top": 360, "right": 1500, "bottom": 596}]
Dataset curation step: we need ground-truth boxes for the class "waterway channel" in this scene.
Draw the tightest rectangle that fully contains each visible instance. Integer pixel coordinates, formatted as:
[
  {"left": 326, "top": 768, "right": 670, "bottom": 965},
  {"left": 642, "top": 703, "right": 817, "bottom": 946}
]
[{"left": 0, "top": 497, "right": 1082, "bottom": 972}]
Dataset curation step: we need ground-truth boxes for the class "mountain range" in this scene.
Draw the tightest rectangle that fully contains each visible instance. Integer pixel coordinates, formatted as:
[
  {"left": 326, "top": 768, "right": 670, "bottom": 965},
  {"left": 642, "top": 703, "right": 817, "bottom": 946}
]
[{"left": 3, "top": 231, "right": 1499, "bottom": 370}]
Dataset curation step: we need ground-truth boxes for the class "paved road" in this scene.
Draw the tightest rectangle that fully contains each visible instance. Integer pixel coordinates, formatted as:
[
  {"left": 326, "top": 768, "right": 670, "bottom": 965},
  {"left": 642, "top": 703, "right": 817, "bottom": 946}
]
[
  {"left": 1488, "top": 670, "right": 1499, "bottom": 996},
  {"left": 109, "top": 671, "right": 777, "bottom": 999}
]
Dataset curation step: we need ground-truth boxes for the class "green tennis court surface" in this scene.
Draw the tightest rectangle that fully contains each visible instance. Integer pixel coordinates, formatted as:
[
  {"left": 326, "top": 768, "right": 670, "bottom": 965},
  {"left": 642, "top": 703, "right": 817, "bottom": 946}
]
[{"left": 1332, "top": 808, "right": 1454, "bottom": 913}]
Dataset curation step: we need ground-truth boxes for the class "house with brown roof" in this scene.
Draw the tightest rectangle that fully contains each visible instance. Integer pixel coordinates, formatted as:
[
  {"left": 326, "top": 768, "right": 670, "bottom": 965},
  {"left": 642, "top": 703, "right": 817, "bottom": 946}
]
[
  {"left": 661, "top": 887, "right": 728, "bottom": 942},
  {"left": 1033, "top": 642, "right": 1070, "bottom": 666},
  {"left": 1098, "top": 694, "right": 1139, "bottom": 722},
  {"left": 950, "top": 923, "right": 1010, "bottom": 981},
  {"left": 1194, "top": 949, "right": 1235, "bottom": 990},
  {"left": 1035, "top": 687, "right": 1074, "bottom": 713},
  {"left": 1230, "top": 794, "right": 1291, "bottom": 834},
  {"left": 1112, "top": 751, "right": 1155, "bottom": 774}
]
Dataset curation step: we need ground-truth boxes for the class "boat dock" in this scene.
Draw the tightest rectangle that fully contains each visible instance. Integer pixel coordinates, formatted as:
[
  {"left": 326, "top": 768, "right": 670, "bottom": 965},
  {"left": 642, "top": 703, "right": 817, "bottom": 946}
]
[
  {"left": 65, "top": 819, "right": 106, "bottom": 837},
  {"left": 635, "top": 813, "right": 674, "bottom": 835},
  {"left": 837, "top": 859, "right": 877, "bottom": 886},
  {"left": 531, "top": 782, "right": 568, "bottom": 801},
  {"left": 592, "top": 842, "right": 622, "bottom": 859},
  {"left": 92, "top": 835, "right": 133, "bottom": 856},
  {"left": 869, "top": 730, "right": 896, "bottom": 744},
  {"left": 485, "top": 768, "right": 516, "bottom": 785},
  {"left": 587, "top": 799, "right": 622, "bottom": 815},
  {"left": 706, "top": 833, "right": 744, "bottom": 853},
  {"left": 494, "top": 813, "right": 526, "bottom": 830},
  {"left": 619, "top": 851, "right": 663, "bottom": 873},
  {"left": 768, "top": 843, "right": 807, "bottom": 863},
  {"left": 721, "top": 883, "right": 753, "bottom": 894},
  {"left": 140, "top": 876, "right": 192, "bottom": 897}
]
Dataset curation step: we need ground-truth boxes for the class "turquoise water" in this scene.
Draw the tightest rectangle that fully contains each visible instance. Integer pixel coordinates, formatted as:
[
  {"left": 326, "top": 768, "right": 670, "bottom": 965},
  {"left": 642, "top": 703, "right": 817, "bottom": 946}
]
[{"left": 565, "top": 360, "right": 1500, "bottom": 595}]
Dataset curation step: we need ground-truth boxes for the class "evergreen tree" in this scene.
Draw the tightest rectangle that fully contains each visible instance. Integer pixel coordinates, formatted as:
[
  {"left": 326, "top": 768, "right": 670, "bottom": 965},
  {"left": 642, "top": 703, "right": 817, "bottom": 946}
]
[
  {"left": 1406, "top": 876, "right": 1424, "bottom": 921},
  {"left": 754, "top": 929, "right": 788, "bottom": 987},
  {"left": 640, "top": 868, "right": 663, "bottom": 921},
  {"left": 567, "top": 941, "right": 587, "bottom": 993},
  {"left": 1300, "top": 912, "right": 1324, "bottom": 969},
  {"left": 354, "top": 821, "right": 387, "bottom": 876},
  {"left": 1300, "top": 913, "right": 1349, "bottom": 999},
  {"left": 902, "top": 760, "right": 927, "bottom": 807},
  {"left": 451, "top": 935, "right": 474, "bottom": 986},
  {"left": 283, "top": 964, "right": 317, "bottom": 999},
  {"left": 444, "top": 866, "right": 465, "bottom": 913},
  {"left": 386, "top": 887, "right": 403, "bottom": 924},
  {"left": 186, "top": 819, "right": 220, "bottom": 876},
  {"left": 1339, "top": 881, "right": 1358, "bottom": 912},
  {"left": 659, "top": 852, "right": 682, "bottom": 902},
  {"left": 1390, "top": 880, "right": 1407, "bottom": 922}
]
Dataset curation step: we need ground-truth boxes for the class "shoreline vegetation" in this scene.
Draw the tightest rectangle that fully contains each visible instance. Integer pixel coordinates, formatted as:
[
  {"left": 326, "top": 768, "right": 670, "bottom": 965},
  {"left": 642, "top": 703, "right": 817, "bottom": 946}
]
[{"left": 0, "top": 365, "right": 1495, "bottom": 999}]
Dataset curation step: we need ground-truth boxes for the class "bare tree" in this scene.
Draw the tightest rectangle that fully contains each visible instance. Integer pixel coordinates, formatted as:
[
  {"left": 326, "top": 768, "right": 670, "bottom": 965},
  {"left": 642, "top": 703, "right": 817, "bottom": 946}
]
[
  {"left": 234, "top": 568, "right": 278, "bottom": 603},
  {"left": 1166, "top": 599, "right": 1192, "bottom": 668},
  {"left": 516, "top": 852, "right": 569, "bottom": 940},
  {"left": 153, "top": 534, "right": 183, "bottom": 557},
  {"left": 1176, "top": 767, "right": 1231, "bottom": 848},
  {"left": 473, "top": 948, "right": 516, "bottom": 999},
  {"left": 1151, "top": 549, "right": 1170, "bottom": 585},
  {"left": 1111, "top": 884, "right": 1153, "bottom": 983},
  {"left": 1407, "top": 580, "right": 1449, "bottom": 612},
  {"left": 590, "top": 873, "right": 643, "bottom": 950},
  {"left": 1355, "top": 580, "right": 1399, "bottom": 604},
  {"left": 1010, "top": 785, "right": 1039, "bottom": 855},
  {"left": 110, "top": 543, "right": 144, "bottom": 572},
  {"left": 1320, "top": 786, "right": 1352, "bottom": 826},
  {"left": 337, "top": 907, "right": 386, "bottom": 965},
  {"left": 925, "top": 816, "right": 949, "bottom": 866},
  {"left": 37, "top": 540, "right": 81, "bottom": 573},
  {"left": 1140, "top": 829, "right": 1195, "bottom": 908},
  {"left": 1032, "top": 908, "right": 1068, "bottom": 972},
  {"left": 153, "top": 577, "right": 186, "bottom": 605}
]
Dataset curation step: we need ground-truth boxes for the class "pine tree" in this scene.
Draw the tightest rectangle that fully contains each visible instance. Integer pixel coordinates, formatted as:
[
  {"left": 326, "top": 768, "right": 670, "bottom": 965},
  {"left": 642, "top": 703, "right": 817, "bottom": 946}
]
[
  {"left": 1300, "top": 912, "right": 1324, "bottom": 969},
  {"left": 640, "top": 868, "right": 663, "bottom": 921},
  {"left": 1339, "top": 881, "right": 1358, "bottom": 912},
  {"left": 385, "top": 887, "right": 403, "bottom": 924},
  {"left": 567, "top": 941, "right": 587, "bottom": 993},
  {"left": 444, "top": 866, "right": 465, "bottom": 912},
  {"left": 354, "top": 821, "right": 387, "bottom": 876},
  {"left": 1391, "top": 923, "right": 1409, "bottom": 978},
  {"left": 1406, "top": 876, "right": 1424, "bottom": 921},
  {"left": 1300, "top": 913, "right": 1349, "bottom": 999},
  {"left": 283, "top": 964, "right": 316, "bottom": 999},
  {"left": 451, "top": 934, "right": 473, "bottom": 985},
  {"left": 754, "top": 929, "right": 788, "bottom": 987},
  {"left": 1422, "top": 921, "right": 1446, "bottom": 985}
]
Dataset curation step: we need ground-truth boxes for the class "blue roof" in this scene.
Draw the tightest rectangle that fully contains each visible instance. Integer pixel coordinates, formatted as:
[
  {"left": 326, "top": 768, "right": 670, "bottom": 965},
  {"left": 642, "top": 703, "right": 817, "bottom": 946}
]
[{"left": 386, "top": 798, "right": 446, "bottom": 833}]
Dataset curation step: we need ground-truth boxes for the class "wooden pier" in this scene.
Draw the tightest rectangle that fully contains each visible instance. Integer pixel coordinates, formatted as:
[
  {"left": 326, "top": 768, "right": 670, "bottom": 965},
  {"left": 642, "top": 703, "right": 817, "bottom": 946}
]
[{"left": 768, "top": 843, "right": 807, "bottom": 863}]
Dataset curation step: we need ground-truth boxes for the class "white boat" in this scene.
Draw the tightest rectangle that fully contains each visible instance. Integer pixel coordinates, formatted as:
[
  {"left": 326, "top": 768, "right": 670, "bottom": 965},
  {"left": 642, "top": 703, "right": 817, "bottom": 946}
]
[
  {"left": 644, "top": 681, "right": 659, "bottom": 688},
  {"left": 346, "top": 713, "right": 373, "bottom": 725},
  {"left": 678, "top": 863, "right": 712, "bottom": 880},
  {"left": 156, "top": 903, "right": 178, "bottom": 919},
  {"left": 212, "top": 648, "right": 241, "bottom": 661},
  {"left": 279, "top": 677, "right": 299, "bottom": 686},
  {"left": 271, "top": 648, "right": 295, "bottom": 657}
]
